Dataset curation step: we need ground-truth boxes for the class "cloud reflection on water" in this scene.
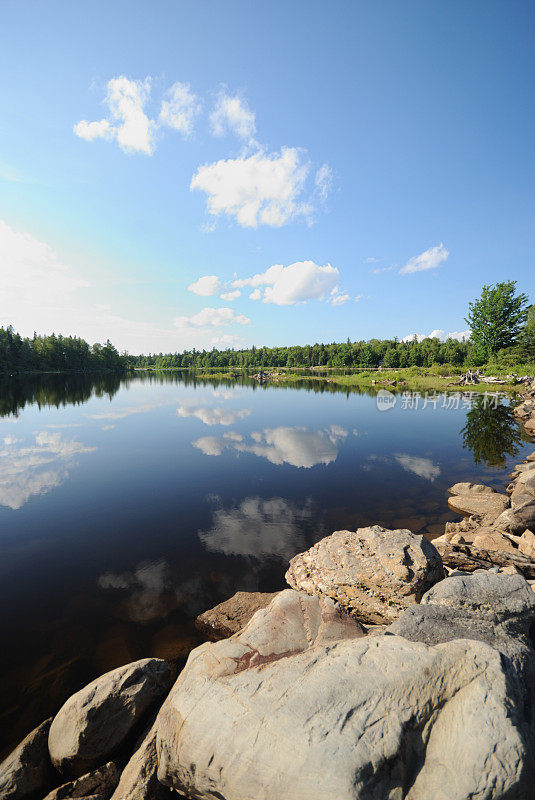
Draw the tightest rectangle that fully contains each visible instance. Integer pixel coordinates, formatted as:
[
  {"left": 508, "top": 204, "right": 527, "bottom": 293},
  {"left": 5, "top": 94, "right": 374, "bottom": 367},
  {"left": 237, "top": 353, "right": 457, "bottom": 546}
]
[
  {"left": 199, "top": 496, "right": 316, "bottom": 560},
  {"left": 193, "top": 424, "right": 350, "bottom": 468},
  {"left": 0, "top": 431, "right": 96, "bottom": 510}
]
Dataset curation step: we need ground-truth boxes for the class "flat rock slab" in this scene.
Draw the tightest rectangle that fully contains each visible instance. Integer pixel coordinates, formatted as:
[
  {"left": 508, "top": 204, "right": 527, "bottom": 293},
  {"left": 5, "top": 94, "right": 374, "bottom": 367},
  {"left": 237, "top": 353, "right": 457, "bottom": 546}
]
[
  {"left": 448, "top": 482, "right": 497, "bottom": 495},
  {"left": 156, "top": 588, "right": 532, "bottom": 800},
  {"left": 195, "top": 591, "right": 280, "bottom": 641},
  {"left": 0, "top": 718, "right": 54, "bottom": 800},
  {"left": 447, "top": 492, "right": 509, "bottom": 517},
  {"left": 285, "top": 526, "right": 444, "bottom": 624},
  {"left": 48, "top": 658, "right": 172, "bottom": 778}
]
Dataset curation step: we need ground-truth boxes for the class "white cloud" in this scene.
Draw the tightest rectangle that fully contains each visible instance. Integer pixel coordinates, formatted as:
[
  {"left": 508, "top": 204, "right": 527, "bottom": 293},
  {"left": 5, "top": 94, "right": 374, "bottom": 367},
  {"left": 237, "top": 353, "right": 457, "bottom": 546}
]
[
  {"left": 210, "top": 91, "right": 256, "bottom": 141},
  {"left": 233, "top": 261, "right": 339, "bottom": 306},
  {"left": 0, "top": 431, "right": 96, "bottom": 510},
  {"left": 198, "top": 496, "right": 314, "bottom": 560},
  {"left": 74, "top": 76, "right": 156, "bottom": 155},
  {"left": 190, "top": 147, "right": 312, "bottom": 228},
  {"left": 220, "top": 289, "right": 241, "bottom": 301},
  {"left": 159, "top": 81, "right": 201, "bottom": 137},
  {"left": 73, "top": 119, "right": 113, "bottom": 142},
  {"left": 174, "top": 306, "right": 250, "bottom": 328},
  {"left": 177, "top": 405, "right": 250, "bottom": 426},
  {"left": 249, "top": 289, "right": 262, "bottom": 300},
  {"left": 354, "top": 294, "right": 363, "bottom": 302},
  {"left": 447, "top": 330, "right": 471, "bottom": 341},
  {"left": 401, "top": 329, "right": 471, "bottom": 343},
  {"left": 399, "top": 243, "right": 449, "bottom": 275},
  {"left": 187, "top": 275, "right": 222, "bottom": 296},
  {"left": 394, "top": 454, "right": 440, "bottom": 482},
  {"left": 371, "top": 265, "right": 393, "bottom": 274},
  {"left": 0, "top": 219, "right": 89, "bottom": 316},
  {"left": 330, "top": 288, "right": 350, "bottom": 307},
  {"left": 314, "top": 163, "right": 333, "bottom": 201}
]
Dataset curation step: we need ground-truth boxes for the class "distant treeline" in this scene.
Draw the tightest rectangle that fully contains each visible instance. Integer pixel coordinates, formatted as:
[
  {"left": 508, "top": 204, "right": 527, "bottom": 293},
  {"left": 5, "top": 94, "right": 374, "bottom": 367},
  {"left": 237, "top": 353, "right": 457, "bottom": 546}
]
[
  {"left": 0, "top": 326, "right": 128, "bottom": 374},
  {"left": 132, "top": 336, "right": 475, "bottom": 370}
]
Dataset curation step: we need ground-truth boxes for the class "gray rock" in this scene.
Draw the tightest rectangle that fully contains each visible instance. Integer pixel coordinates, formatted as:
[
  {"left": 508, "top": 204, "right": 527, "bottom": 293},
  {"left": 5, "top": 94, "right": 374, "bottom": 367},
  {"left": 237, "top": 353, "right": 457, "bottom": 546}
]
[
  {"left": 156, "top": 588, "right": 532, "bottom": 800},
  {"left": 42, "top": 761, "right": 119, "bottom": 800},
  {"left": 195, "top": 591, "right": 280, "bottom": 641},
  {"left": 48, "top": 659, "right": 172, "bottom": 778},
  {"left": 285, "top": 526, "right": 444, "bottom": 623},
  {"left": 448, "top": 482, "right": 497, "bottom": 495},
  {"left": 109, "top": 723, "right": 173, "bottom": 800},
  {"left": 493, "top": 508, "right": 529, "bottom": 535},
  {"left": 387, "top": 572, "right": 535, "bottom": 681},
  {"left": 447, "top": 491, "right": 509, "bottom": 518},
  {"left": 0, "top": 718, "right": 54, "bottom": 800}
]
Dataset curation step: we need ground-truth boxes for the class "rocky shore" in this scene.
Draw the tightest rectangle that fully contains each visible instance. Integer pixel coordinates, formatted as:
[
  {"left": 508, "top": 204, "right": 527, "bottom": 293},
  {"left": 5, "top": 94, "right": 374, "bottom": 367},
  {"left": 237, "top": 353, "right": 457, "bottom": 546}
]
[{"left": 3, "top": 379, "right": 535, "bottom": 800}]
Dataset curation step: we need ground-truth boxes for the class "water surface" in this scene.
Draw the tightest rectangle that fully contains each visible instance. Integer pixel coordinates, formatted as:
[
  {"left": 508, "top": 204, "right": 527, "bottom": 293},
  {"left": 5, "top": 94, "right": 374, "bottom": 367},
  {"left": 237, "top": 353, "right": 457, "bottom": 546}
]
[{"left": 0, "top": 372, "right": 530, "bottom": 755}]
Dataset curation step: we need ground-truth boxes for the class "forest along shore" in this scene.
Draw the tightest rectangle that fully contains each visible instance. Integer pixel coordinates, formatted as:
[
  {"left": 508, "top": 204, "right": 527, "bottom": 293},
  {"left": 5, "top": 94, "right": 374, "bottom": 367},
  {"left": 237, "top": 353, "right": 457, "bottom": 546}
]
[{"left": 2, "top": 382, "right": 535, "bottom": 799}]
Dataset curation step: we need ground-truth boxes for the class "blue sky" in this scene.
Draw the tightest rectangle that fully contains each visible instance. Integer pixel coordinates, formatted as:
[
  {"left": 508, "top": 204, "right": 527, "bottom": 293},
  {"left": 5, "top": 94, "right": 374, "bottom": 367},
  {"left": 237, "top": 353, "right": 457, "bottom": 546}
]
[{"left": 1, "top": 0, "right": 534, "bottom": 353}]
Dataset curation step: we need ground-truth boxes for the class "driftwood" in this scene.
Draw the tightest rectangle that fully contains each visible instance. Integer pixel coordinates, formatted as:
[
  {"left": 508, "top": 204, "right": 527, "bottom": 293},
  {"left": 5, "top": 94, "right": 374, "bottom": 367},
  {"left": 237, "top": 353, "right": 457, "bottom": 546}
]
[{"left": 435, "top": 540, "right": 535, "bottom": 579}]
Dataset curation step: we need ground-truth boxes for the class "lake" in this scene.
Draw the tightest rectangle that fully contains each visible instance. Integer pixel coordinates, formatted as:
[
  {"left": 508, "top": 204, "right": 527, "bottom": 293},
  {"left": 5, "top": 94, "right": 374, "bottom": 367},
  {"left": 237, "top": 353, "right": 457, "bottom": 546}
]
[{"left": 0, "top": 371, "right": 530, "bottom": 756}]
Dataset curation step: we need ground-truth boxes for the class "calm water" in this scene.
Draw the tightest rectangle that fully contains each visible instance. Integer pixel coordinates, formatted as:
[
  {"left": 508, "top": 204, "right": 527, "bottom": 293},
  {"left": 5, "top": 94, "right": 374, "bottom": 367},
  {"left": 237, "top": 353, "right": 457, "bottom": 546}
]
[{"left": 0, "top": 372, "right": 531, "bottom": 755}]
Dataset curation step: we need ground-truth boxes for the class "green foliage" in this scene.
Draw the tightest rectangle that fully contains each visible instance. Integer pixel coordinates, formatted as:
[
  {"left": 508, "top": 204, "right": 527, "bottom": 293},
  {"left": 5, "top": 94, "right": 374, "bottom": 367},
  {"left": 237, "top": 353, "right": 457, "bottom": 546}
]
[
  {"left": 0, "top": 325, "right": 128, "bottom": 374},
  {"left": 465, "top": 281, "right": 529, "bottom": 360},
  {"left": 130, "top": 334, "right": 473, "bottom": 371}
]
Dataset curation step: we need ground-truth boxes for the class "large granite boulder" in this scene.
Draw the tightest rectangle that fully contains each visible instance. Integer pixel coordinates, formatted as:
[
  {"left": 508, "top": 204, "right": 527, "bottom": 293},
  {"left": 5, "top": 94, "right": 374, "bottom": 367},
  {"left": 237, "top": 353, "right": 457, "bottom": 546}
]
[
  {"left": 0, "top": 718, "right": 54, "bottom": 800},
  {"left": 195, "top": 591, "right": 280, "bottom": 641},
  {"left": 109, "top": 723, "right": 173, "bottom": 800},
  {"left": 156, "top": 588, "right": 532, "bottom": 800},
  {"left": 48, "top": 659, "right": 172, "bottom": 777},
  {"left": 42, "top": 761, "right": 119, "bottom": 800},
  {"left": 285, "top": 526, "right": 444, "bottom": 623},
  {"left": 387, "top": 572, "right": 535, "bottom": 681}
]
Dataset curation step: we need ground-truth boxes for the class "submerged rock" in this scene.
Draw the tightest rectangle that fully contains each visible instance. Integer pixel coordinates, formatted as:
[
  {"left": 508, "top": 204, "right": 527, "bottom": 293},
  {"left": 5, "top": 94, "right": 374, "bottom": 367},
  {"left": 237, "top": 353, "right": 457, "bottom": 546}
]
[
  {"left": 285, "top": 526, "right": 443, "bottom": 623},
  {"left": 195, "top": 591, "right": 280, "bottom": 640},
  {"left": 48, "top": 658, "right": 172, "bottom": 778},
  {"left": 156, "top": 588, "right": 532, "bottom": 800},
  {"left": 0, "top": 718, "right": 54, "bottom": 800}
]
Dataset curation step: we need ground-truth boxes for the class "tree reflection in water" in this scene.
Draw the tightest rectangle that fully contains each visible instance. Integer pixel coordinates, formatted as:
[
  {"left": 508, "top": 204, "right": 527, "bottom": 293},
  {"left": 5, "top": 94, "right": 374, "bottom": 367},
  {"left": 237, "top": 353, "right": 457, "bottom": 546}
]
[{"left": 461, "top": 394, "right": 526, "bottom": 468}]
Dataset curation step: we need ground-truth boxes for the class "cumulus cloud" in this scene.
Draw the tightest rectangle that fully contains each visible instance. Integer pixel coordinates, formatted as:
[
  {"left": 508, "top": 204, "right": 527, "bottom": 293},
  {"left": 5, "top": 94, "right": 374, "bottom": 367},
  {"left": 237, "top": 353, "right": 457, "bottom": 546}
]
[
  {"left": 198, "top": 496, "right": 314, "bottom": 560},
  {"left": 232, "top": 261, "right": 339, "bottom": 306},
  {"left": 210, "top": 91, "right": 256, "bottom": 141},
  {"left": 174, "top": 306, "right": 250, "bottom": 329},
  {"left": 401, "top": 329, "right": 471, "bottom": 343},
  {"left": 399, "top": 243, "right": 449, "bottom": 275},
  {"left": 177, "top": 404, "right": 250, "bottom": 426},
  {"left": 394, "top": 454, "right": 441, "bottom": 482},
  {"left": 0, "top": 431, "right": 96, "bottom": 510},
  {"left": 220, "top": 289, "right": 241, "bottom": 301},
  {"left": 187, "top": 275, "right": 222, "bottom": 296},
  {"left": 159, "top": 81, "right": 201, "bottom": 137},
  {"left": 74, "top": 76, "right": 156, "bottom": 155},
  {"left": 190, "top": 147, "right": 312, "bottom": 228}
]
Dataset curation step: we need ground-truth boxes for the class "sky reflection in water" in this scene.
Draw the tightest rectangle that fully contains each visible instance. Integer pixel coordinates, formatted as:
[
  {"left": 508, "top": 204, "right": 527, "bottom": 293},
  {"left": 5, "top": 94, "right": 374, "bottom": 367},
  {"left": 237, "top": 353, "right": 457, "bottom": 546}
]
[{"left": 0, "top": 372, "right": 531, "bottom": 756}]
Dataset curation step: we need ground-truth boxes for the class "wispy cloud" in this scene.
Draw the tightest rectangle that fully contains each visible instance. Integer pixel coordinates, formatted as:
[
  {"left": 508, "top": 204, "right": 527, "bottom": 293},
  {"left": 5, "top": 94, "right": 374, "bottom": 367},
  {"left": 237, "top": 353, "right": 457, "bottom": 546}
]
[{"left": 399, "top": 243, "right": 449, "bottom": 275}]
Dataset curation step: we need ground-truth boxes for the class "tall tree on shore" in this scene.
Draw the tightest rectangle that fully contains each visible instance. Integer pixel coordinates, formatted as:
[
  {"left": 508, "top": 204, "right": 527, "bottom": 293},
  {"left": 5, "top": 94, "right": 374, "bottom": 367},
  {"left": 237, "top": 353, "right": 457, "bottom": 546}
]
[{"left": 465, "top": 281, "right": 529, "bottom": 360}]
